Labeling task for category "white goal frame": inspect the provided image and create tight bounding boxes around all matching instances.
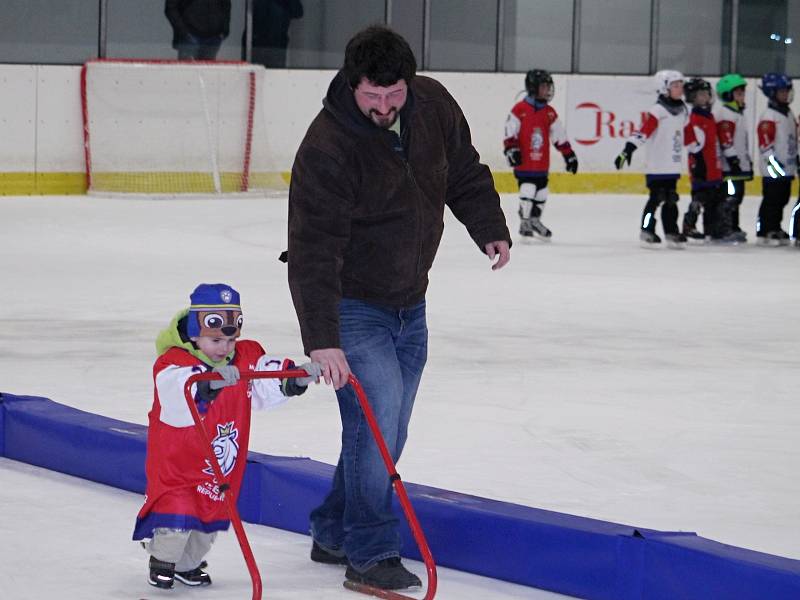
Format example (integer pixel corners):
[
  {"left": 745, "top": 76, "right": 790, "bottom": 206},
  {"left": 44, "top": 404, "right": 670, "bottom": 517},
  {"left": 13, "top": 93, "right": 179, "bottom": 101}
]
[{"left": 81, "top": 59, "right": 276, "bottom": 198}]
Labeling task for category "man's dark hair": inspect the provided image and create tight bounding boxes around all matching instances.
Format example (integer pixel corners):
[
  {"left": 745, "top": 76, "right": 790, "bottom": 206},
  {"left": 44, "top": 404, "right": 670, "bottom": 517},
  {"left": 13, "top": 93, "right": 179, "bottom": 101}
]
[{"left": 343, "top": 25, "right": 417, "bottom": 88}]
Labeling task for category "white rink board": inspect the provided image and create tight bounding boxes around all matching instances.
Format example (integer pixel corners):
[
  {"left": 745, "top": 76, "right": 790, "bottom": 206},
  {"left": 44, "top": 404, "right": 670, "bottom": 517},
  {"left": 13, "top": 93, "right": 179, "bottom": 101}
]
[
  {"left": 36, "top": 65, "right": 86, "bottom": 172},
  {"left": 0, "top": 64, "right": 792, "bottom": 178},
  {"left": 0, "top": 65, "right": 37, "bottom": 172}
]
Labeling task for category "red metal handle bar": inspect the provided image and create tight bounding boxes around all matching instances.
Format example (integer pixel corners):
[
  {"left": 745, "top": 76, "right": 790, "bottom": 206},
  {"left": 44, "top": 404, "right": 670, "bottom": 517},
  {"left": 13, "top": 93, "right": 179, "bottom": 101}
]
[
  {"left": 183, "top": 369, "right": 437, "bottom": 600},
  {"left": 343, "top": 374, "right": 438, "bottom": 600}
]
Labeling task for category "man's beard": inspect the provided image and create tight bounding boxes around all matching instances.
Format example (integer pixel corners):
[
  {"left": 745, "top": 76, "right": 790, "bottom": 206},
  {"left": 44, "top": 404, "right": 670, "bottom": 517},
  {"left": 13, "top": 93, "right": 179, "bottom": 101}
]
[{"left": 369, "top": 107, "right": 398, "bottom": 129}]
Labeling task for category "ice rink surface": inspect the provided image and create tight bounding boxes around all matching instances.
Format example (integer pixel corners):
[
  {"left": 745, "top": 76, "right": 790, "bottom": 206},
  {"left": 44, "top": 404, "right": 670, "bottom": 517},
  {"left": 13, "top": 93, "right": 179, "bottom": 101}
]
[{"left": 1, "top": 192, "right": 798, "bottom": 599}]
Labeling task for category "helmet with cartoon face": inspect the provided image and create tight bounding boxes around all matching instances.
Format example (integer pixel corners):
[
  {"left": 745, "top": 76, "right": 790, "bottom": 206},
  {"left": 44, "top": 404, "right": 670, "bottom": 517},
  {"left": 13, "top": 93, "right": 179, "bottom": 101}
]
[{"left": 187, "top": 283, "right": 243, "bottom": 338}]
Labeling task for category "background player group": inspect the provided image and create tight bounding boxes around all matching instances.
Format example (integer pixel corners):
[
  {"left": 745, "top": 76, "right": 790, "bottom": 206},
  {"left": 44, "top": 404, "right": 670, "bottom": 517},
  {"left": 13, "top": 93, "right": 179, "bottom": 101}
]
[{"left": 504, "top": 68, "right": 800, "bottom": 249}]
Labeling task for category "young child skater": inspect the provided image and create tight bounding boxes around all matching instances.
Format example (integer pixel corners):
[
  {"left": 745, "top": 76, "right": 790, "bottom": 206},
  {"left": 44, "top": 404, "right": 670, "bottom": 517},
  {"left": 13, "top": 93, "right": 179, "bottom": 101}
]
[
  {"left": 713, "top": 74, "right": 752, "bottom": 242},
  {"left": 756, "top": 72, "right": 797, "bottom": 246},
  {"left": 682, "top": 77, "right": 737, "bottom": 243},
  {"left": 133, "top": 283, "right": 321, "bottom": 589},
  {"left": 503, "top": 68, "right": 578, "bottom": 240},
  {"left": 614, "top": 70, "right": 689, "bottom": 249}
]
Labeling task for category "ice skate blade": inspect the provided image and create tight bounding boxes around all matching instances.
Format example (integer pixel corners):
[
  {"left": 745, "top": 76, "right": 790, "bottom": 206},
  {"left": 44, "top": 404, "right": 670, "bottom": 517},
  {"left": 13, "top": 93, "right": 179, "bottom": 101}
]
[
  {"left": 756, "top": 239, "right": 781, "bottom": 247},
  {"left": 344, "top": 579, "right": 422, "bottom": 599},
  {"left": 639, "top": 240, "right": 661, "bottom": 249},
  {"left": 519, "top": 234, "right": 551, "bottom": 244},
  {"left": 666, "top": 241, "right": 687, "bottom": 250}
]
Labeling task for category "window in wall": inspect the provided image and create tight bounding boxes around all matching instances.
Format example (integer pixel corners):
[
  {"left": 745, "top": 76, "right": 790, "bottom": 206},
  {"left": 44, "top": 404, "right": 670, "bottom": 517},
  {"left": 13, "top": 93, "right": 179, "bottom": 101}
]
[
  {"left": 738, "top": 0, "right": 800, "bottom": 77},
  {"left": 577, "top": 0, "right": 651, "bottom": 74},
  {"left": 287, "top": 0, "right": 385, "bottom": 69},
  {"left": 501, "top": 0, "right": 573, "bottom": 73},
  {"left": 0, "top": 0, "right": 98, "bottom": 64},
  {"left": 656, "top": 0, "right": 726, "bottom": 75},
  {"left": 428, "top": 0, "right": 498, "bottom": 71},
  {"left": 389, "top": 0, "right": 424, "bottom": 66},
  {"left": 107, "top": 0, "right": 247, "bottom": 61},
  {"left": 786, "top": 1, "right": 800, "bottom": 77}
]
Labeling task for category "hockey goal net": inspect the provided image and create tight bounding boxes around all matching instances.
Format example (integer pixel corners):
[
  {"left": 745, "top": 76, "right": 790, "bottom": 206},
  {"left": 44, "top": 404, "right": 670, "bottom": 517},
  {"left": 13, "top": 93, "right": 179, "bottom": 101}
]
[{"left": 81, "top": 59, "right": 285, "bottom": 197}]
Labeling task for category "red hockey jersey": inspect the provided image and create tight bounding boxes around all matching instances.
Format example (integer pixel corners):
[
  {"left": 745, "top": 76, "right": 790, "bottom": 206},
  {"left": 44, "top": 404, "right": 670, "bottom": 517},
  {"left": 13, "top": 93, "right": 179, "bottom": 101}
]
[
  {"left": 684, "top": 107, "right": 723, "bottom": 190},
  {"left": 133, "top": 339, "right": 290, "bottom": 539},
  {"left": 504, "top": 99, "right": 571, "bottom": 176}
]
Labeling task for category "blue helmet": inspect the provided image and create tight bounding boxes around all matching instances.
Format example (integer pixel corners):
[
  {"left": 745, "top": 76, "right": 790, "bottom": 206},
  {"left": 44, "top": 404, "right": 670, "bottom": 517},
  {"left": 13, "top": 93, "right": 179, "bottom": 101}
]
[{"left": 760, "top": 72, "right": 792, "bottom": 100}]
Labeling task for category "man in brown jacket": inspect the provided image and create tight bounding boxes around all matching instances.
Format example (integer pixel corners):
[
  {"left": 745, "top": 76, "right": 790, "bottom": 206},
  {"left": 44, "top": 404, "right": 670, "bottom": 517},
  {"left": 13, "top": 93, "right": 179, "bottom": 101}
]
[{"left": 287, "top": 25, "right": 511, "bottom": 591}]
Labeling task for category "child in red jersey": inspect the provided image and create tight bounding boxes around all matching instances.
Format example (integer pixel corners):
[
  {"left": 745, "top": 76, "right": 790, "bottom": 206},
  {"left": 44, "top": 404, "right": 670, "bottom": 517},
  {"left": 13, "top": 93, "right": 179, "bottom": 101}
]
[
  {"left": 682, "top": 78, "right": 738, "bottom": 244},
  {"left": 503, "top": 69, "right": 578, "bottom": 240},
  {"left": 133, "top": 283, "right": 321, "bottom": 589}
]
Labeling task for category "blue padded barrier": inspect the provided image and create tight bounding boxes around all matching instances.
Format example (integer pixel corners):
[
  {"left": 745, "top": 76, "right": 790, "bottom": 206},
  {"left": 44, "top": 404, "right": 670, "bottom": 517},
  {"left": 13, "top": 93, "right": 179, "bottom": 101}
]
[
  {"left": 2, "top": 392, "right": 799, "bottom": 599},
  {"left": 1, "top": 393, "right": 148, "bottom": 493}
]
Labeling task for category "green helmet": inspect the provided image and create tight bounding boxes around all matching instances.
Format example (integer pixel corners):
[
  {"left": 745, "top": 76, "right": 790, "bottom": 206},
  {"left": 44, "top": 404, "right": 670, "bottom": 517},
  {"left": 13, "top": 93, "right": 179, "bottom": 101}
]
[{"left": 716, "top": 73, "right": 747, "bottom": 101}]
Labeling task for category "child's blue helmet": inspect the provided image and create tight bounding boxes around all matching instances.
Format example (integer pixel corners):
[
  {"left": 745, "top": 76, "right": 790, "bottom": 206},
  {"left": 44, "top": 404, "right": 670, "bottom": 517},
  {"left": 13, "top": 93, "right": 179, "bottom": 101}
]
[{"left": 760, "top": 72, "right": 792, "bottom": 100}]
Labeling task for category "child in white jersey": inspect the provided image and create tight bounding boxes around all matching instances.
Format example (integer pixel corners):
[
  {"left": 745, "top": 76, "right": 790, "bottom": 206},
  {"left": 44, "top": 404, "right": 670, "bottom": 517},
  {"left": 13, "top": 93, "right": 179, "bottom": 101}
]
[
  {"left": 755, "top": 72, "right": 796, "bottom": 246},
  {"left": 614, "top": 70, "right": 690, "bottom": 249},
  {"left": 713, "top": 74, "right": 752, "bottom": 243}
]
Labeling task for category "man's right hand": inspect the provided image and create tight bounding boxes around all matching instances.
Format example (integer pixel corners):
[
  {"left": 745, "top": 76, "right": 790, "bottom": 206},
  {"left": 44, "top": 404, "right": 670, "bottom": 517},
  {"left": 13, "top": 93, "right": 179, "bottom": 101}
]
[{"left": 310, "top": 348, "right": 351, "bottom": 390}]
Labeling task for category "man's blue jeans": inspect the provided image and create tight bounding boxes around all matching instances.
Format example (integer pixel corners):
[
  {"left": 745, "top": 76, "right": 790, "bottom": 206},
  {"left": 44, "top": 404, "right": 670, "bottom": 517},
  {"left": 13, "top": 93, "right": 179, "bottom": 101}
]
[{"left": 310, "top": 298, "right": 428, "bottom": 570}]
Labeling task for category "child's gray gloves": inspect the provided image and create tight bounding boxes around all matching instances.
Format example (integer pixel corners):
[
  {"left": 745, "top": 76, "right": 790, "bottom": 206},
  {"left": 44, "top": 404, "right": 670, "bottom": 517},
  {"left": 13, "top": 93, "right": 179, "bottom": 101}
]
[
  {"left": 294, "top": 362, "right": 323, "bottom": 386},
  {"left": 209, "top": 365, "right": 240, "bottom": 390}
]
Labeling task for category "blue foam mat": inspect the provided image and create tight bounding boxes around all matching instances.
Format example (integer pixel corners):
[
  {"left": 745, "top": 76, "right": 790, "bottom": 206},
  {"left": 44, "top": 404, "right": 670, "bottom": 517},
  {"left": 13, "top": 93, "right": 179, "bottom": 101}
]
[{"left": 2, "top": 392, "right": 798, "bottom": 599}]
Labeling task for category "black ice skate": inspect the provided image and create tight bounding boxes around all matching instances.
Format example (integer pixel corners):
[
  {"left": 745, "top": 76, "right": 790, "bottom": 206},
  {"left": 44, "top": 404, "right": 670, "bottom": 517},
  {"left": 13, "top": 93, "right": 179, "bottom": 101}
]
[
  {"left": 730, "top": 227, "right": 747, "bottom": 242},
  {"left": 518, "top": 218, "right": 534, "bottom": 237},
  {"left": 729, "top": 229, "right": 747, "bottom": 243},
  {"left": 757, "top": 231, "right": 786, "bottom": 247},
  {"left": 345, "top": 557, "right": 422, "bottom": 591},
  {"left": 708, "top": 230, "right": 743, "bottom": 245},
  {"left": 311, "top": 540, "right": 349, "bottom": 565},
  {"left": 665, "top": 232, "right": 687, "bottom": 249},
  {"left": 148, "top": 556, "right": 175, "bottom": 589},
  {"left": 639, "top": 229, "right": 662, "bottom": 247},
  {"left": 683, "top": 226, "right": 706, "bottom": 244},
  {"left": 528, "top": 216, "right": 552, "bottom": 240},
  {"left": 174, "top": 565, "right": 212, "bottom": 586}
]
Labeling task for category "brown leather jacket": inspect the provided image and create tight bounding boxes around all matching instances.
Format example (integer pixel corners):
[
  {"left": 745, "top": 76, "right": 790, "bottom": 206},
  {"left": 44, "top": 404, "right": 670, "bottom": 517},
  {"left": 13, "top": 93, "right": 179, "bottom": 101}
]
[{"left": 288, "top": 71, "right": 510, "bottom": 354}]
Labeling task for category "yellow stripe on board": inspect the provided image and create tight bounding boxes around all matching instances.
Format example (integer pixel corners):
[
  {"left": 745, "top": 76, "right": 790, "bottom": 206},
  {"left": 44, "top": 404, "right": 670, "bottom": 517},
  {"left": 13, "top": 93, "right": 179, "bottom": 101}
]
[
  {"left": 0, "top": 172, "right": 86, "bottom": 195},
  {"left": 1, "top": 170, "right": 797, "bottom": 196}
]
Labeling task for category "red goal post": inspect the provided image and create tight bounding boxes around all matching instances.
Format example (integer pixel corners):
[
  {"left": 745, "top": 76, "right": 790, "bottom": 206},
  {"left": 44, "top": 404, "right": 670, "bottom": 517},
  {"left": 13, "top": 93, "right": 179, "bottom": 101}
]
[{"left": 81, "top": 59, "right": 284, "bottom": 197}]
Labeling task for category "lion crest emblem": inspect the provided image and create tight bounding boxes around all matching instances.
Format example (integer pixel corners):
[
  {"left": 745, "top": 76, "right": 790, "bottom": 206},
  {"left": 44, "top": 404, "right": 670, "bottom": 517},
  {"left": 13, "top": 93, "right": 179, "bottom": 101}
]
[{"left": 204, "top": 421, "right": 240, "bottom": 477}]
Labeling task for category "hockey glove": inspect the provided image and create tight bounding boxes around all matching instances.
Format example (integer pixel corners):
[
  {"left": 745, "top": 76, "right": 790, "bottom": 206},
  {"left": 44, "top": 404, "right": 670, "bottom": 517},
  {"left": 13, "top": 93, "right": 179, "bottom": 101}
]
[
  {"left": 727, "top": 156, "right": 742, "bottom": 176},
  {"left": 614, "top": 142, "right": 636, "bottom": 170},
  {"left": 294, "top": 361, "right": 323, "bottom": 387},
  {"left": 504, "top": 147, "right": 522, "bottom": 167},
  {"left": 690, "top": 152, "right": 707, "bottom": 181},
  {"left": 209, "top": 365, "right": 240, "bottom": 390},
  {"left": 563, "top": 150, "right": 578, "bottom": 174}
]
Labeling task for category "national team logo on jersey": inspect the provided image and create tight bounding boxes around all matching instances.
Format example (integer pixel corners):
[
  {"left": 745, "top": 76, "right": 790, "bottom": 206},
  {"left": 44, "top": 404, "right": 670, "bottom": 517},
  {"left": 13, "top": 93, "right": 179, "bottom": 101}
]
[
  {"left": 203, "top": 421, "right": 240, "bottom": 477},
  {"left": 531, "top": 128, "right": 545, "bottom": 151}
]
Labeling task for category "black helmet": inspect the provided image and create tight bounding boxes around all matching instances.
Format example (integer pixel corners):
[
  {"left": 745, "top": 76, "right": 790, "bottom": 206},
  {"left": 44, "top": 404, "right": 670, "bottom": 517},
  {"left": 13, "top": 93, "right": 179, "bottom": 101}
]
[
  {"left": 525, "top": 69, "right": 554, "bottom": 100},
  {"left": 684, "top": 77, "right": 712, "bottom": 104}
]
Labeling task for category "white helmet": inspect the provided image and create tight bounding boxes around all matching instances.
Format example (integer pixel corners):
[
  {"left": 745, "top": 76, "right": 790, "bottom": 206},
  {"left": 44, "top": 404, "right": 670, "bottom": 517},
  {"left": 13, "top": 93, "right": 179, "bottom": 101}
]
[{"left": 654, "top": 70, "right": 684, "bottom": 96}]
